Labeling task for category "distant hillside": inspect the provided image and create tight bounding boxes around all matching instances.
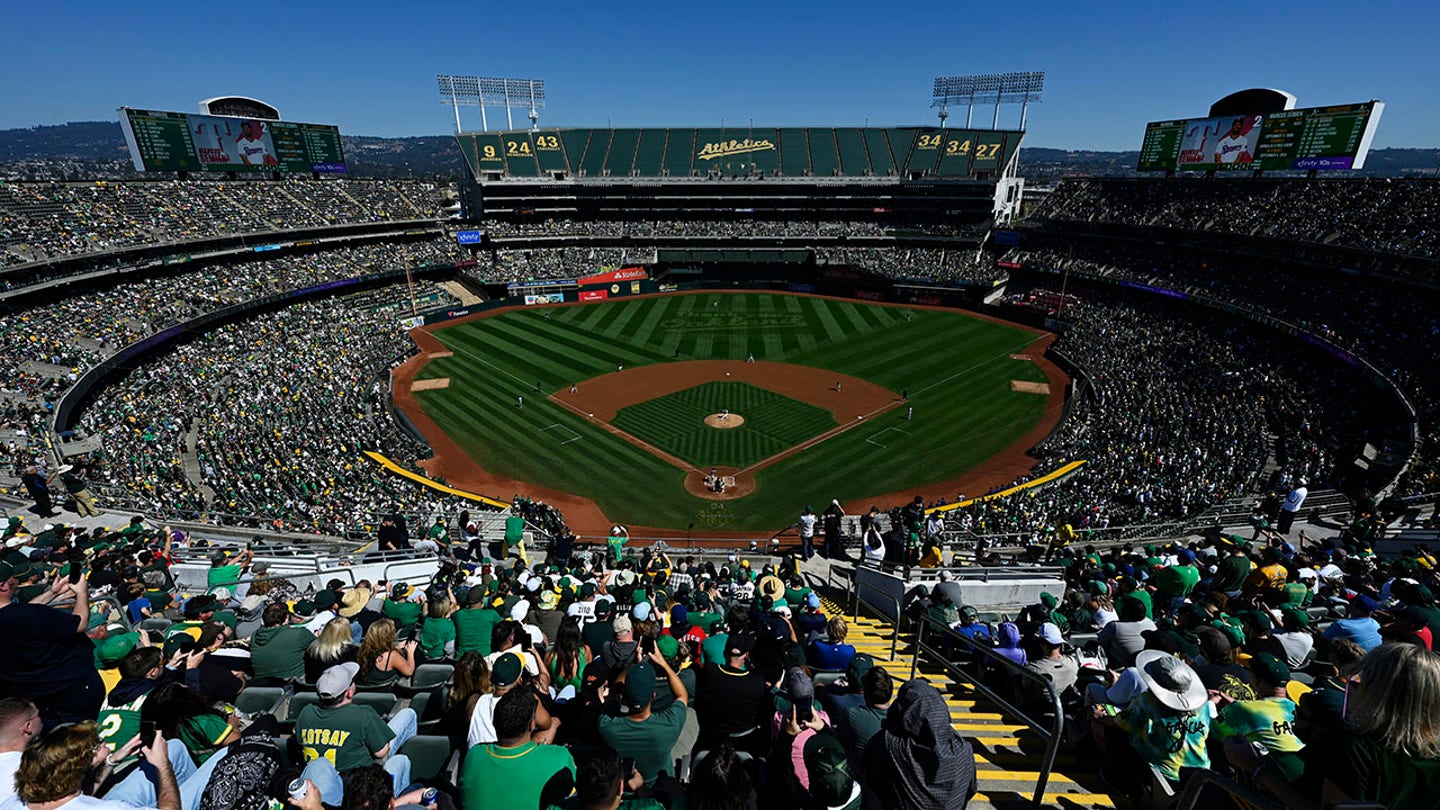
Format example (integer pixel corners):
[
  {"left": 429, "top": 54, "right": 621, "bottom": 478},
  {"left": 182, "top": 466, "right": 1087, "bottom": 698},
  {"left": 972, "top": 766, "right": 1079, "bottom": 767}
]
[{"left": 0, "top": 121, "right": 1435, "bottom": 181}]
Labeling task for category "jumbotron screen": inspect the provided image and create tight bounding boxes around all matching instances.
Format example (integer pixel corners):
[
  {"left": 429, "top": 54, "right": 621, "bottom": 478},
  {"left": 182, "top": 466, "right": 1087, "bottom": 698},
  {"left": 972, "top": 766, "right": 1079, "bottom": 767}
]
[
  {"left": 1137, "top": 101, "right": 1384, "bottom": 172},
  {"left": 118, "top": 107, "right": 347, "bottom": 174}
]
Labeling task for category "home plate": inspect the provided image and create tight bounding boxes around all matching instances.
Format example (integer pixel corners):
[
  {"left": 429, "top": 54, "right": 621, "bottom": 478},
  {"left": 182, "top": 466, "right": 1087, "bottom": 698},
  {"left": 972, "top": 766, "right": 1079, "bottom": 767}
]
[{"left": 1011, "top": 380, "right": 1050, "bottom": 395}]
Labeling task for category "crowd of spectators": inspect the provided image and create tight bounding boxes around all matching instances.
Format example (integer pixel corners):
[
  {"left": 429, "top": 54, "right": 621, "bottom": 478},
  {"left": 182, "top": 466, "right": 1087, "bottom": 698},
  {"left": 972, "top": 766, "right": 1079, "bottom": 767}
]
[
  {"left": 816, "top": 247, "right": 1002, "bottom": 285},
  {"left": 1031, "top": 178, "right": 1440, "bottom": 260},
  {"left": 482, "top": 219, "right": 897, "bottom": 240},
  {"left": 934, "top": 286, "right": 1383, "bottom": 542},
  {"left": 0, "top": 179, "right": 445, "bottom": 266},
  {"left": 73, "top": 281, "right": 457, "bottom": 533},
  {"left": 904, "top": 505, "right": 1440, "bottom": 809},
  {"left": 483, "top": 248, "right": 651, "bottom": 282},
  {"left": 1014, "top": 234, "right": 1440, "bottom": 500},
  {"left": 0, "top": 520, "right": 976, "bottom": 810},
  {"left": 0, "top": 239, "right": 464, "bottom": 506}
]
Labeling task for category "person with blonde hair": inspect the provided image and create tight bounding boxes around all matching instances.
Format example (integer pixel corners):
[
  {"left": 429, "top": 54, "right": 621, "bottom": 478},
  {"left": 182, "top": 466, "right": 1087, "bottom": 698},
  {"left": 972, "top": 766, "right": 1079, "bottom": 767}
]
[
  {"left": 1230, "top": 642, "right": 1440, "bottom": 808},
  {"left": 809, "top": 616, "right": 856, "bottom": 671},
  {"left": 305, "top": 616, "right": 357, "bottom": 683},
  {"left": 356, "top": 618, "right": 417, "bottom": 688}
]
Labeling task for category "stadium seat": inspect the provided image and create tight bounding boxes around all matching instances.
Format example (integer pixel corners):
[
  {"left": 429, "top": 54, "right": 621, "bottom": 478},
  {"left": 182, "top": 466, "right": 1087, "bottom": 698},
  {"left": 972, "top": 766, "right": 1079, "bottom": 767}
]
[
  {"left": 352, "top": 692, "right": 400, "bottom": 719},
  {"left": 812, "top": 671, "right": 845, "bottom": 689},
  {"left": 280, "top": 693, "right": 323, "bottom": 733},
  {"left": 398, "top": 735, "right": 458, "bottom": 784},
  {"left": 235, "top": 686, "right": 292, "bottom": 718},
  {"left": 138, "top": 618, "right": 172, "bottom": 634},
  {"left": 397, "top": 663, "right": 454, "bottom": 697}
]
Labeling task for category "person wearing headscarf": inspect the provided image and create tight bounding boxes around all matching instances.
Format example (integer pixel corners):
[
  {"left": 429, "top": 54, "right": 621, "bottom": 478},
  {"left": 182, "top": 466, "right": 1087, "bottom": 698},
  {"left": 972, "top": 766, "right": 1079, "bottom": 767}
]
[{"left": 858, "top": 679, "right": 976, "bottom": 810}]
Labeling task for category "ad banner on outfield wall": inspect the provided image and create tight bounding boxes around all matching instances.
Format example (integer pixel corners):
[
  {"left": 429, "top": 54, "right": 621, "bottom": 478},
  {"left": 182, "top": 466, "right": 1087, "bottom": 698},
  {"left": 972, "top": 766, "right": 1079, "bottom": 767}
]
[
  {"left": 579, "top": 290, "right": 609, "bottom": 302},
  {"left": 577, "top": 267, "right": 648, "bottom": 286},
  {"left": 525, "top": 293, "right": 565, "bottom": 305}
]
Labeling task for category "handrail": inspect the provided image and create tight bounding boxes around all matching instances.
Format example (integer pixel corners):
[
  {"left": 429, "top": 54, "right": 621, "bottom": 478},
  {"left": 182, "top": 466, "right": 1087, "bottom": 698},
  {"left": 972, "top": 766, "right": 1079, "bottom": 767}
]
[
  {"left": 1173, "top": 769, "right": 1285, "bottom": 810},
  {"left": 909, "top": 615, "right": 1063, "bottom": 809},
  {"left": 851, "top": 577, "right": 902, "bottom": 661},
  {"left": 825, "top": 565, "right": 855, "bottom": 614}
]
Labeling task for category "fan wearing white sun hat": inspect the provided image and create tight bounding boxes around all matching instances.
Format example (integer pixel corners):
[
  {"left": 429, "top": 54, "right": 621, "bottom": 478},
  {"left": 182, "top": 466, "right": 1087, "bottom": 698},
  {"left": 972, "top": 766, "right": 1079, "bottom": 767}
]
[{"left": 1092, "top": 650, "right": 1213, "bottom": 786}]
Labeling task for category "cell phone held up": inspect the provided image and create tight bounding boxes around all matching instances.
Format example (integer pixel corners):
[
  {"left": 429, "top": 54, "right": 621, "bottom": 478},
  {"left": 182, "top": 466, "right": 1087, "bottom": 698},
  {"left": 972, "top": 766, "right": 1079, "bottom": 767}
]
[{"left": 140, "top": 721, "right": 157, "bottom": 748}]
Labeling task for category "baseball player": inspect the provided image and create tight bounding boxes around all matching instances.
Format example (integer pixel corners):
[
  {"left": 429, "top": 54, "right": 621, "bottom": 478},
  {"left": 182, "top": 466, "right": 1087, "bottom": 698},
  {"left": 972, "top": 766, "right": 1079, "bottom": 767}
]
[
  {"left": 569, "top": 383, "right": 578, "bottom": 394},
  {"left": 517, "top": 396, "right": 524, "bottom": 408},
  {"left": 721, "top": 409, "right": 729, "bottom": 422},
  {"left": 1214, "top": 117, "right": 1255, "bottom": 164},
  {"left": 235, "top": 121, "right": 277, "bottom": 167}
]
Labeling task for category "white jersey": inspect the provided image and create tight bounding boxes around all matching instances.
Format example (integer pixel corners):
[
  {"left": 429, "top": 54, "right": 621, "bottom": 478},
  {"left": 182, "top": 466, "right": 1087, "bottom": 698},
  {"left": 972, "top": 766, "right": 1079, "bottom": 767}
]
[
  {"left": 235, "top": 137, "right": 273, "bottom": 165},
  {"left": 1215, "top": 134, "right": 1249, "bottom": 163}
]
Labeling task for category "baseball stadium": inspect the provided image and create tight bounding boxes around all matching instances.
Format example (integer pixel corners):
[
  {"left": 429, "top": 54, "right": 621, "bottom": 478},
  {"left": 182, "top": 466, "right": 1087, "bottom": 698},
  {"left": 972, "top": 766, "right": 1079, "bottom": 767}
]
[{"left": 2, "top": 49, "right": 1440, "bottom": 810}]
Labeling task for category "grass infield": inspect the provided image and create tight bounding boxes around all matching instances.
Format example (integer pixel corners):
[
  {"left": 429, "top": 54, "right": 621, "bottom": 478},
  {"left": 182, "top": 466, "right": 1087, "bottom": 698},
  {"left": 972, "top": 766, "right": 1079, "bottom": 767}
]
[
  {"left": 611, "top": 381, "right": 836, "bottom": 468},
  {"left": 413, "top": 291, "right": 1051, "bottom": 530}
]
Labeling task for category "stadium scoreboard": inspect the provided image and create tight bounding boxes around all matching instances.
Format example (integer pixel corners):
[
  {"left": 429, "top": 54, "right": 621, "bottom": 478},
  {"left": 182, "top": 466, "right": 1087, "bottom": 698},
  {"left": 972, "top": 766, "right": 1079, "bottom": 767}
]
[
  {"left": 119, "top": 108, "right": 347, "bottom": 174},
  {"left": 1137, "top": 101, "right": 1383, "bottom": 172}
]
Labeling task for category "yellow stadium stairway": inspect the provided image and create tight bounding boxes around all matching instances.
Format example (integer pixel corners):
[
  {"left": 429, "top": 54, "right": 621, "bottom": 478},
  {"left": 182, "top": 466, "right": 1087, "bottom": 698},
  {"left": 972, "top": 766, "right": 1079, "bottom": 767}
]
[{"left": 819, "top": 596, "right": 1123, "bottom": 810}]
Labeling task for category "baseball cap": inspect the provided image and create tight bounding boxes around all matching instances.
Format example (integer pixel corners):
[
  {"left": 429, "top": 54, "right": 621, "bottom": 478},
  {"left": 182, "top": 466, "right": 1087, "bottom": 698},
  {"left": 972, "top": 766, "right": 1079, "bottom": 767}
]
[
  {"left": 312, "top": 590, "right": 338, "bottom": 612},
  {"left": 580, "top": 582, "right": 596, "bottom": 598},
  {"left": 803, "top": 733, "right": 855, "bottom": 807},
  {"left": 806, "top": 592, "right": 821, "bottom": 610},
  {"left": 613, "top": 614, "right": 633, "bottom": 636},
  {"left": 655, "top": 634, "right": 679, "bottom": 661},
  {"left": 622, "top": 663, "right": 657, "bottom": 712},
  {"left": 785, "top": 666, "right": 815, "bottom": 705},
  {"left": 292, "top": 599, "right": 317, "bottom": 619},
  {"left": 1177, "top": 549, "right": 1196, "bottom": 565},
  {"left": 1250, "top": 652, "right": 1291, "bottom": 686},
  {"left": 1038, "top": 622, "right": 1064, "bottom": 646},
  {"left": 846, "top": 652, "right": 875, "bottom": 684},
  {"left": 492, "top": 653, "right": 524, "bottom": 687},
  {"left": 316, "top": 663, "right": 360, "bottom": 699},
  {"left": 725, "top": 633, "right": 754, "bottom": 658},
  {"left": 671, "top": 605, "right": 688, "bottom": 626},
  {"left": 632, "top": 602, "right": 652, "bottom": 621}
]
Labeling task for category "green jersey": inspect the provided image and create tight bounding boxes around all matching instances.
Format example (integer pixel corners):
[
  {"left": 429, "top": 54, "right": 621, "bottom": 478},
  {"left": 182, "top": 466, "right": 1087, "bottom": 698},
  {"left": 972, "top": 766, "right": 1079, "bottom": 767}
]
[
  {"left": 295, "top": 703, "right": 395, "bottom": 772},
  {"left": 461, "top": 741, "right": 575, "bottom": 810},
  {"left": 419, "top": 616, "right": 456, "bottom": 658},
  {"left": 98, "top": 692, "right": 148, "bottom": 766},
  {"left": 207, "top": 564, "right": 242, "bottom": 592},
  {"left": 504, "top": 516, "right": 525, "bottom": 546},
  {"left": 382, "top": 599, "right": 423, "bottom": 627},
  {"left": 454, "top": 607, "right": 502, "bottom": 656},
  {"left": 1218, "top": 697, "right": 1304, "bottom": 780},
  {"left": 598, "top": 701, "right": 687, "bottom": 787}
]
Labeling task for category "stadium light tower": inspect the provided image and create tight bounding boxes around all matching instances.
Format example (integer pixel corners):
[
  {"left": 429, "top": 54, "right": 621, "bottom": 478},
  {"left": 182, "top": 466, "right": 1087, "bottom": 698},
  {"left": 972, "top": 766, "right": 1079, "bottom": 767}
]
[
  {"left": 439, "top": 75, "right": 547, "bottom": 132},
  {"left": 932, "top": 71, "right": 1044, "bottom": 130}
]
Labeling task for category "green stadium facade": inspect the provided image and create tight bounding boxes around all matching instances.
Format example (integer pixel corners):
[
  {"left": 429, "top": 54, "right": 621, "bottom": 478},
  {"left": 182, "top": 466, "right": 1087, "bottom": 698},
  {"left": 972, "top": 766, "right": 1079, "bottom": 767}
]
[{"left": 455, "top": 126, "right": 1025, "bottom": 226}]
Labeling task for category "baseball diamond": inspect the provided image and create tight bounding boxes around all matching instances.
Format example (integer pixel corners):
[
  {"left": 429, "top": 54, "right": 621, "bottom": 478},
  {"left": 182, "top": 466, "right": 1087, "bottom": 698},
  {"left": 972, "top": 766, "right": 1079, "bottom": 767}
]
[{"left": 393, "top": 290, "right": 1067, "bottom": 533}]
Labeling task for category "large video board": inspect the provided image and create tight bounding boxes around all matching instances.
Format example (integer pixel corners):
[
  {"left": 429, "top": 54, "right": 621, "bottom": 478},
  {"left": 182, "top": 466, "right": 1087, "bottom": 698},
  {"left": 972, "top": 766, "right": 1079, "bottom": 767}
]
[
  {"left": 1138, "top": 102, "right": 1383, "bottom": 172},
  {"left": 118, "top": 108, "right": 347, "bottom": 174}
]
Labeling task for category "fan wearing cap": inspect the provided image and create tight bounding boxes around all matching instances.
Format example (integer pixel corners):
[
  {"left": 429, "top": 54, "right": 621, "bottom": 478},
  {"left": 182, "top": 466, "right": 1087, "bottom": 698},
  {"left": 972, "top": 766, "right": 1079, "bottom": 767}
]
[
  {"left": 1272, "top": 608, "right": 1315, "bottom": 668},
  {"left": 381, "top": 582, "right": 423, "bottom": 628},
  {"left": 1322, "top": 595, "right": 1382, "bottom": 651},
  {"left": 1024, "top": 623, "right": 1079, "bottom": 700},
  {"left": 205, "top": 547, "right": 253, "bottom": 595},
  {"left": 695, "top": 633, "right": 769, "bottom": 756},
  {"left": 454, "top": 584, "right": 505, "bottom": 656},
  {"left": 1093, "top": 650, "right": 1213, "bottom": 785},
  {"left": 1213, "top": 653, "right": 1305, "bottom": 781},
  {"left": 468, "top": 651, "right": 554, "bottom": 746},
  {"left": 295, "top": 662, "right": 419, "bottom": 795},
  {"left": 1153, "top": 549, "right": 1201, "bottom": 605},
  {"left": 598, "top": 646, "right": 688, "bottom": 788}
]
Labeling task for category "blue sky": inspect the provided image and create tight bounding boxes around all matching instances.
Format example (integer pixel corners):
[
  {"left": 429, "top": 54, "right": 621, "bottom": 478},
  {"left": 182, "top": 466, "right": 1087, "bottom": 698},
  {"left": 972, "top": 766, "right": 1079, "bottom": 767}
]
[{"left": 3, "top": 0, "right": 1436, "bottom": 150}]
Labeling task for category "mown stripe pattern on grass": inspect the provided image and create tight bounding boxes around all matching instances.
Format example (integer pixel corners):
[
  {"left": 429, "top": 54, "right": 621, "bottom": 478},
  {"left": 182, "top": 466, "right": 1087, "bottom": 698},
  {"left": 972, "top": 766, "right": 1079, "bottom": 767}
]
[
  {"left": 610, "top": 381, "right": 837, "bottom": 468},
  {"left": 414, "top": 293, "right": 1052, "bottom": 530}
]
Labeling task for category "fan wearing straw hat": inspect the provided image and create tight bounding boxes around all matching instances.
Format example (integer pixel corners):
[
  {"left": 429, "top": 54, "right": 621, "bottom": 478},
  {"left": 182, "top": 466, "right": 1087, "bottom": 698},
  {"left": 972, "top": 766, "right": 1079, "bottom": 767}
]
[{"left": 1091, "top": 649, "right": 1213, "bottom": 791}]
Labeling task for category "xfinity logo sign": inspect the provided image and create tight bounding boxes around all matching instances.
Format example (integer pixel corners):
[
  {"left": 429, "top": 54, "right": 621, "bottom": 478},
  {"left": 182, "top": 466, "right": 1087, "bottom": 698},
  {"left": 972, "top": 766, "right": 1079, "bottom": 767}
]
[{"left": 455, "top": 230, "right": 482, "bottom": 245}]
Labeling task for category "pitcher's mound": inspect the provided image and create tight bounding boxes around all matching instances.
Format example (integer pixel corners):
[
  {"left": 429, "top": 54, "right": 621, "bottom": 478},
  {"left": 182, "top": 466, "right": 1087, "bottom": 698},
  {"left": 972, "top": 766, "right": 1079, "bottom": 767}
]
[{"left": 704, "top": 413, "right": 745, "bottom": 429}]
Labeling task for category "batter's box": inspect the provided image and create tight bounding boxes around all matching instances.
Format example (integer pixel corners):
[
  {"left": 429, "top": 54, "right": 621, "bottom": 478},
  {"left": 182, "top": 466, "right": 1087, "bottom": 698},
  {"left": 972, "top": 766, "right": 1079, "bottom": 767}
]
[
  {"left": 540, "top": 424, "right": 584, "bottom": 445},
  {"left": 865, "top": 426, "right": 911, "bottom": 448}
]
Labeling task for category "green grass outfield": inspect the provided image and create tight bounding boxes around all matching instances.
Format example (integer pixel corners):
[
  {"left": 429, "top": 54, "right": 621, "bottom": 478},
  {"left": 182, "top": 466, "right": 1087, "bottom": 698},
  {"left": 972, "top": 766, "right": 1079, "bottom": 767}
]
[
  {"left": 413, "top": 292, "right": 1052, "bottom": 531},
  {"left": 611, "top": 381, "right": 837, "bottom": 468}
]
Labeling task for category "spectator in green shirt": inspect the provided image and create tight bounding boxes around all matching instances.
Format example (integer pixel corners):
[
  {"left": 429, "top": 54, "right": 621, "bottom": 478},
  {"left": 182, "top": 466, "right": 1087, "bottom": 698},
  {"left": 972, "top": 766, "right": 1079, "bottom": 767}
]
[
  {"left": 295, "top": 662, "right": 418, "bottom": 796},
  {"left": 460, "top": 687, "right": 576, "bottom": 810},
  {"left": 1153, "top": 550, "right": 1201, "bottom": 605},
  {"left": 598, "top": 651, "right": 689, "bottom": 789},
  {"left": 250, "top": 602, "right": 316, "bottom": 682},
  {"left": 205, "top": 549, "right": 252, "bottom": 595},
  {"left": 454, "top": 587, "right": 504, "bottom": 656},
  {"left": 381, "top": 583, "right": 423, "bottom": 628},
  {"left": 419, "top": 594, "right": 457, "bottom": 659}
]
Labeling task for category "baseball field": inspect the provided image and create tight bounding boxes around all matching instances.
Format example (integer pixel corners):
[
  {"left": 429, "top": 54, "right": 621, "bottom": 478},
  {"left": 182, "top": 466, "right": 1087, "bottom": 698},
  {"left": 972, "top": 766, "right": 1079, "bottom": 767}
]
[{"left": 397, "top": 291, "right": 1063, "bottom": 533}]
